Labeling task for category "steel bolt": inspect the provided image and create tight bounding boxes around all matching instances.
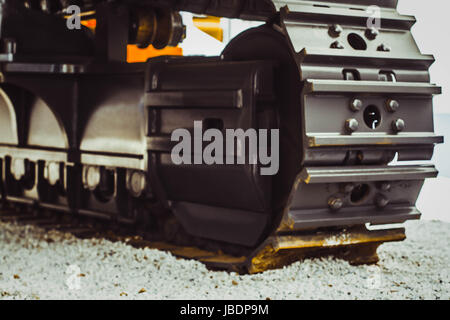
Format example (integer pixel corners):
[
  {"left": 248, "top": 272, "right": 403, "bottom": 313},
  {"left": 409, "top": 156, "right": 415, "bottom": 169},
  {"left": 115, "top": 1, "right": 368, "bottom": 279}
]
[
  {"left": 392, "top": 119, "right": 405, "bottom": 133},
  {"left": 379, "top": 182, "right": 391, "bottom": 192},
  {"left": 12, "top": 158, "right": 25, "bottom": 181},
  {"left": 365, "top": 27, "right": 379, "bottom": 40},
  {"left": 85, "top": 166, "right": 101, "bottom": 191},
  {"left": 377, "top": 44, "right": 391, "bottom": 52},
  {"left": 330, "top": 41, "right": 345, "bottom": 49},
  {"left": 345, "top": 118, "right": 359, "bottom": 133},
  {"left": 329, "top": 24, "right": 343, "bottom": 37},
  {"left": 386, "top": 99, "right": 400, "bottom": 113},
  {"left": 375, "top": 194, "right": 389, "bottom": 208},
  {"left": 350, "top": 99, "right": 363, "bottom": 112},
  {"left": 328, "top": 196, "right": 344, "bottom": 211},
  {"left": 128, "top": 171, "right": 147, "bottom": 197},
  {"left": 40, "top": 0, "right": 50, "bottom": 13},
  {"left": 45, "top": 162, "right": 60, "bottom": 186}
]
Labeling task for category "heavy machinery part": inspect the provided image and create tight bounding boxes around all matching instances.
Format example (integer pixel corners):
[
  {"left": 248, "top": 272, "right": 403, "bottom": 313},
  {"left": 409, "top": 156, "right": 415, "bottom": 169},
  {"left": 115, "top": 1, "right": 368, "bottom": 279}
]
[
  {"left": 128, "top": 8, "right": 186, "bottom": 49},
  {"left": 133, "top": 226, "right": 407, "bottom": 273},
  {"left": 0, "top": 0, "right": 443, "bottom": 273},
  {"left": 78, "top": 18, "right": 184, "bottom": 63},
  {"left": 193, "top": 16, "right": 224, "bottom": 42},
  {"left": 0, "top": 88, "right": 18, "bottom": 145},
  {"left": 94, "top": 3, "right": 185, "bottom": 61}
]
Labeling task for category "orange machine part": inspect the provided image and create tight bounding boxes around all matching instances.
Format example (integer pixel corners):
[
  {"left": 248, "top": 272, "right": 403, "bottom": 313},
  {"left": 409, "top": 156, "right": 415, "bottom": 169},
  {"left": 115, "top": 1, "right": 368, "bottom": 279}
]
[{"left": 127, "top": 46, "right": 182, "bottom": 62}]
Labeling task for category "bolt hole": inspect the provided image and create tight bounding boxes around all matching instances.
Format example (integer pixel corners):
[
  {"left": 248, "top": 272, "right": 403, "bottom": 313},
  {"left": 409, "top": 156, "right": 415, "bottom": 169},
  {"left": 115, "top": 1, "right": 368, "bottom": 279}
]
[
  {"left": 343, "top": 69, "right": 361, "bottom": 81},
  {"left": 350, "top": 184, "right": 370, "bottom": 204},
  {"left": 347, "top": 33, "right": 367, "bottom": 50},
  {"left": 364, "top": 105, "right": 381, "bottom": 129}
]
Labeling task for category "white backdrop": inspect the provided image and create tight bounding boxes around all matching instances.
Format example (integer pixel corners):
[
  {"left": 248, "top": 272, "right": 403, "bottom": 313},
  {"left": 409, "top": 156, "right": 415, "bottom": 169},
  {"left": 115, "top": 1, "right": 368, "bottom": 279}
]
[{"left": 398, "top": 0, "right": 450, "bottom": 115}]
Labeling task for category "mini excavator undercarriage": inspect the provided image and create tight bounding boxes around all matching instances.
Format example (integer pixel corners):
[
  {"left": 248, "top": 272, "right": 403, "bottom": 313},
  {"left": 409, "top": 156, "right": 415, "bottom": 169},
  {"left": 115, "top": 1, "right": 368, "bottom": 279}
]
[{"left": 0, "top": 0, "right": 443, "bottom": 273}]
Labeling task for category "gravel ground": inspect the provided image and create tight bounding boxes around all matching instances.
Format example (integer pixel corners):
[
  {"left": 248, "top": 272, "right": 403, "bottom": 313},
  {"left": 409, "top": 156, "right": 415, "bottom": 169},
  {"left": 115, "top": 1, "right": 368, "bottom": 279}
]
[{"left": 0, "top": 219, "right": 449, "bottom": 300}]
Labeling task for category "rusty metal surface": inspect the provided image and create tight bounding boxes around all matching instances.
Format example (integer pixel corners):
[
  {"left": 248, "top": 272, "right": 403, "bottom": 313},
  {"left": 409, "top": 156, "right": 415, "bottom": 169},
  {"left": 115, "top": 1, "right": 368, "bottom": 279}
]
[{"left": 245, "top": 226, "right": 405, "bottom": 273}]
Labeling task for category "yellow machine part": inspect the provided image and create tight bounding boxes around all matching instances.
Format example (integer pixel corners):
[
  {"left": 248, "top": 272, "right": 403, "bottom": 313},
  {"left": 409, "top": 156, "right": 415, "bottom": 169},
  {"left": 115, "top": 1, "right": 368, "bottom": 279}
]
[
  {"left": 81, "top": 19, "right": 183, "bottom": 63},
  {"left": 193, "top": 16, "right": 223, "bottom": 42},
  {"left": 120, "top": 226, "right": 406, "bottom": 274},
  {"left": 80, "top": 15, "right": 224, "bottom": 62},
  {"left": 247, "top": 227, "right": 406, "bottom": 273}
]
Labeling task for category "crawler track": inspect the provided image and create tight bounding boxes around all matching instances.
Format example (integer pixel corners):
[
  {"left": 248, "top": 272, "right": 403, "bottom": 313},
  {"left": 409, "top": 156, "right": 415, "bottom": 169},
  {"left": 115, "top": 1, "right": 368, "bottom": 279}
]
[
  {"left": 0, "top": 0, "right": 442, "bottom": 275},
  {"left": 0, "top": 204, "right": 406, "bottom": 274}
]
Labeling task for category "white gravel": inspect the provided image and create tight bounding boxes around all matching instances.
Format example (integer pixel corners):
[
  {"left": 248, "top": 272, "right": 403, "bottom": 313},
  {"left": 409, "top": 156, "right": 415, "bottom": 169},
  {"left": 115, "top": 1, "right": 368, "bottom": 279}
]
[{"left": 0, "top": 218, "right": 449, "bottom": 300}]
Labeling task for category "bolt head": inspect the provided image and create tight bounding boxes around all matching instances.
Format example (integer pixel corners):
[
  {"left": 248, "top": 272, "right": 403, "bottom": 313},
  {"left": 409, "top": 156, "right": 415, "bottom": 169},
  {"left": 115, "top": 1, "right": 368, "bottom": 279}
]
[
  {"left": 350, "top": 99, "right": 363, "bottom": 112},
  {"left": 345, "top": 118, "right": 359, "bottom": 133},
  {"left": 365, "top": 27, "right": 379, "bottom": 40},
  {"left": 379, "top": 182, "right": 391, "bottom": 192},
  {"left": 392, "top": 119, "right": 405, "bottom": 133},
  {"left": 330, "top": 41, "right": 344, "bottom": 49},
  {"left": 377, "top": 44, "right": 391, "bottom": 52},
  {"left": 46, "top": 162, "right": 60, "bottom": 186},
  {"left": 329, "top": 24, "right": 343, "bottom": 37},
  {"left": 129, "top": 171, "right": 146, "bottom": 197},
  {"left": 40, "top": 0, "right": 50, "bottom": 13},
  {"left": 375, "top": 194, "right": 389, "bottom": 208},
  {"left": 386, "top": 99, "right": 399, "bottom": 112},
  {"left": 12, "top": 158, "right": 25, "bottom": 181},
  {"left": 328, "top": 196, "right": 344, "bottom": 211},
  {"left": 85, "top": 166, "right": 101, "bottom": 191}
]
